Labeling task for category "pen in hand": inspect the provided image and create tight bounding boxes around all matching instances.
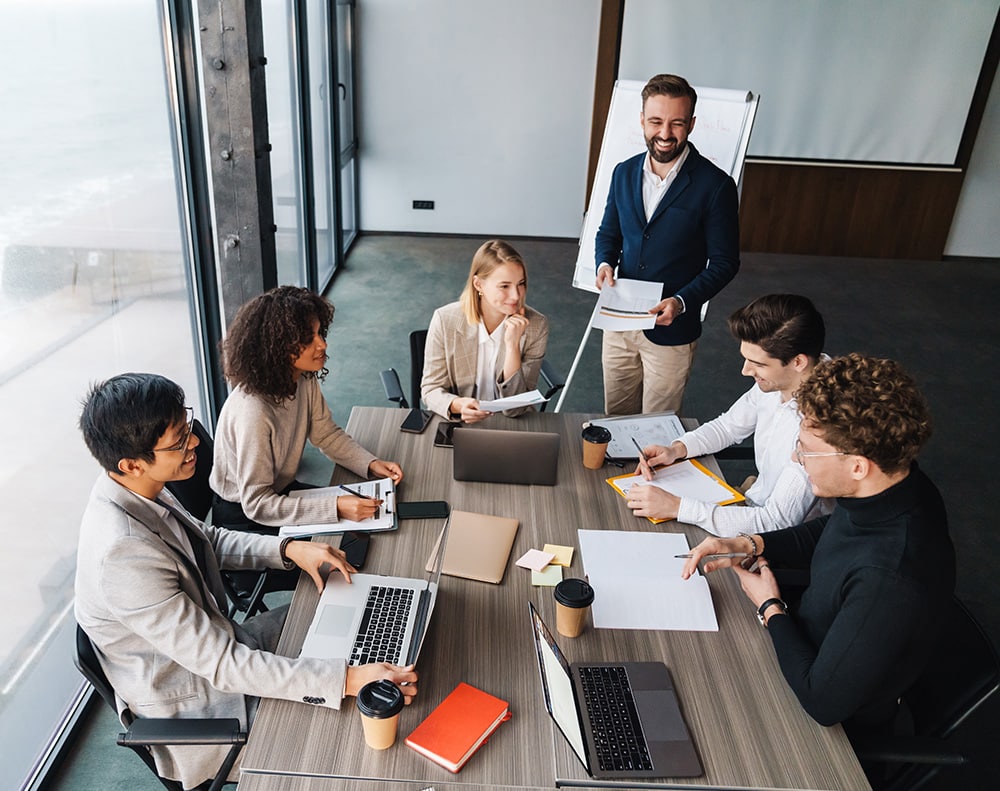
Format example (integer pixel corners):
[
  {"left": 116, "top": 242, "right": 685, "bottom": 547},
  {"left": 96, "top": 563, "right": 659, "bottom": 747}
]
[
  {"left": 674, "top": 552, "right": 751, "bottom": 560},
  {"left": 339, "top": 484, "right": 377, "bottom": 500},
  {"left": 631, "top": 436, "right": 654, "bottom": 479}
]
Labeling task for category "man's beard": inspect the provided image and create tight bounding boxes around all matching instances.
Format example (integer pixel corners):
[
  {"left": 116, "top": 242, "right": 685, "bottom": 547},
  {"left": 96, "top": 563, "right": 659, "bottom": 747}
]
[{"left": 646, "top": 135, "right": 685, "bottom": 164}]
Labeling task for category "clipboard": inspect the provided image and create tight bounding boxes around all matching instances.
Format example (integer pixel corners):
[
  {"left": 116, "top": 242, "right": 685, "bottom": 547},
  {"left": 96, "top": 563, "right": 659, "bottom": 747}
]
[{"left": 606, "top": 459, "right": 744, "bottom": 524}]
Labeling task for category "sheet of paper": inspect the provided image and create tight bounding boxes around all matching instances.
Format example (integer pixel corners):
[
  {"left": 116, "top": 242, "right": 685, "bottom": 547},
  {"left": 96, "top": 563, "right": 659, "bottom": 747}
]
[
  {"left": 589, "top": 278, "right": 663, "bottom": 331},
  {"left": 532, "top": 565, "right": 563, "bottom": 586},
  {"left": 278, "top": 478, "right": 396, "bottom": 537},
  {"left": 542, "top": 544, "right": 574, "bottom": 566},
  {"left": 585, "top": 412, "right": 685, "bottom": 459},
  {"left": 516, "top": 549, "right": 556, "bottom": 571},
  {"left": 578, "top": 530, "right": 718, "bottom": 631},
  {"left": 477, "top": 389, "right": 547, "bottom": 412},
  {"left": 611, "top": 460, "right": 739, "bottom": 504}
]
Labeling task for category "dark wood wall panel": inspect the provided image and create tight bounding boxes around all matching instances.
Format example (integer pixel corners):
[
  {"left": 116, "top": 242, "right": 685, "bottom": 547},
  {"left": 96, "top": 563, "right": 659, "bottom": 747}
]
[{"left": 739, "top": 163, "right": 965, "bottom": 260}]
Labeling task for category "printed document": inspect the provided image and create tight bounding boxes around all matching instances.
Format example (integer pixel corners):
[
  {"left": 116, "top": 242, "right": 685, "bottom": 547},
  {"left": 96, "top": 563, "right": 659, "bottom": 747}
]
[{"left": 589, "top": 278, "right": 662, "bottom": 331}]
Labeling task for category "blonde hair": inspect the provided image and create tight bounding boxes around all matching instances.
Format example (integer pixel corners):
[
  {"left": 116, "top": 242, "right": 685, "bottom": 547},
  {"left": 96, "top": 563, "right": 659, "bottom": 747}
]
[{"left": 459, "top": 240, "right": 527, "bottom": 325}]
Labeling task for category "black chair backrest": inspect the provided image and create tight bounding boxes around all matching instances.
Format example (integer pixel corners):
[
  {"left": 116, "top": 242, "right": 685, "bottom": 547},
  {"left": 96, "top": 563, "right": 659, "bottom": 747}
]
[
  {"left": 904, "top": 597, "right": 1000, "bottom": 738},
  {"left": 74, "top": 625, "right": 126, "bottom": 719},
  {"left": 165, "top": 419, "right": 214, "bottom": 521},
  {"left": 408, "top": 329, "right": 428, "bottom": 411}
]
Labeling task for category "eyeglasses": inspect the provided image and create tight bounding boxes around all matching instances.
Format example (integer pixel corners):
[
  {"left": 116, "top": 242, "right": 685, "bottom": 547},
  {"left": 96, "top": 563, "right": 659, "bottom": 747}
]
[
  {"left": 794, "top": 438, "right": 847, "bottom": 465},
  {"left": 153, "top": 407, "right": 194, "bottom": 454}
]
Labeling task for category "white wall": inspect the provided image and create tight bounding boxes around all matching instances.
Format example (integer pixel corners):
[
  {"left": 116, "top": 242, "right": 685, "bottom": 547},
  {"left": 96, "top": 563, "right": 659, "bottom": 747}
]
[
  {"left": 356, "top": 0, "right": 601, "bottom": 237},
  {"left": 945, "top": 67, "right": 1000, "bottom": 258}
]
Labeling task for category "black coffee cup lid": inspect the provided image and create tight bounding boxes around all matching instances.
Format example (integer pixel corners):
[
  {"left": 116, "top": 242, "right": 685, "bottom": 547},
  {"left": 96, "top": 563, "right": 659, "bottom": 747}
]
[
  {"left": 555, "top": 578, "right": 595, "bottom": 607},
  {"left": 581, "top": 425, "right": 612, "bottom": 443},
  {"left": 356, "top": 679, "right": 404, "bottom": 718}
]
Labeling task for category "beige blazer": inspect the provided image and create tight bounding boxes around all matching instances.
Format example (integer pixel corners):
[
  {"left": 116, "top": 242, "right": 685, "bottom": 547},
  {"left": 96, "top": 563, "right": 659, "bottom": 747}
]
[
  {"left": 420, "top": 301, "right": 549, "bottom": 419},
  {"left": 74, "top": 473, "right": 347, "bottom": 789}
]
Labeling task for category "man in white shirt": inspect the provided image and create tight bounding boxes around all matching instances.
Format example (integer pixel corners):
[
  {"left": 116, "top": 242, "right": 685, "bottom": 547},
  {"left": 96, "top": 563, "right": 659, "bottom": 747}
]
[{"left": 626, "top": 294, "right": 832, "bottom": 535}]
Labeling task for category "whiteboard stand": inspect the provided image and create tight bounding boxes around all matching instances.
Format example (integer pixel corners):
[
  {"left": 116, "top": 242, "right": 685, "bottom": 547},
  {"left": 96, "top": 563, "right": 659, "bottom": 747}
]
[{"left": 555, "top": 81, "right": 758, "bottom": 412}]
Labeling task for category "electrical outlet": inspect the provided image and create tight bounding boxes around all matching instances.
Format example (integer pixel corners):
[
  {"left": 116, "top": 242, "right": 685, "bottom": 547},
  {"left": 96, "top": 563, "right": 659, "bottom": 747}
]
[{"left": 412, "top": 200, "right": 435, "bottom": 210}]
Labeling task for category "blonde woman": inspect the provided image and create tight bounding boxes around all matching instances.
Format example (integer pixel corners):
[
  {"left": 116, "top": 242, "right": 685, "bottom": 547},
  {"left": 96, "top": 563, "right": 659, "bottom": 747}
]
[{"left": 421, "top": 240, "right": 549, "bottom": 423}]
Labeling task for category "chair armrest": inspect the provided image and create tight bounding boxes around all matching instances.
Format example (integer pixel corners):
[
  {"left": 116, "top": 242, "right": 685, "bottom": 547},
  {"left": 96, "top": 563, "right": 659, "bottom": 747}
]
[
  {"left": 118, "top": 717, "right": 247, "bottom": 747},
  {"left": 855, "top": 736, "right": 968, "bottom": 766},
  {"left": 379, "top": 368, "right": 408, "bottom": 408}
]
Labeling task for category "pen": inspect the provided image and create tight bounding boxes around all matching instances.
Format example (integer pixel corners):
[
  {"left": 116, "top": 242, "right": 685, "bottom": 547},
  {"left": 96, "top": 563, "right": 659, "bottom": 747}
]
[
  {"left": 339, "top": 484, "right": 377, "bottom": 501},
  {"left": 630, "top": 436, "right": 648, "bottom": 462},
  {"left": 674, "top": 552, "right": 751, "bottom": 560}
]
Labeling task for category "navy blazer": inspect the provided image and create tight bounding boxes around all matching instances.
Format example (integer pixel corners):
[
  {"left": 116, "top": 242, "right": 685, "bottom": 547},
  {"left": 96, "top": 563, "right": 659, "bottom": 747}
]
[{"left": 594, "top": 143, "right": 740, "bottom": 345}]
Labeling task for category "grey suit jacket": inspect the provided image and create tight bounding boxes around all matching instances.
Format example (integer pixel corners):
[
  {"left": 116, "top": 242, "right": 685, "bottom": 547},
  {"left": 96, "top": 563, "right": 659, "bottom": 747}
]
[
  {"left": 420, "top": 301, "right": 549, "bottom": 419},
  {"left": 74, "top": 473, "right": 347, "bottom": 788}
]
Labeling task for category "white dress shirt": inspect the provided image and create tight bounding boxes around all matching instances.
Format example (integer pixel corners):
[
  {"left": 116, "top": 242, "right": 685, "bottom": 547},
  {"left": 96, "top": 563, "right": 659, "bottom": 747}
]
[{"left": 675, "top": 382, "right": 832, "bottom": 536}]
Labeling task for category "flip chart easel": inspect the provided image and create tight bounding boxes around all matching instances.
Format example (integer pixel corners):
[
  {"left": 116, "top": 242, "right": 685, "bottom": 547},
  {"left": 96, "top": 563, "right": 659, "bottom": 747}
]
[{"left": 555, "top": 81, "right": 758, "bottom": 412}]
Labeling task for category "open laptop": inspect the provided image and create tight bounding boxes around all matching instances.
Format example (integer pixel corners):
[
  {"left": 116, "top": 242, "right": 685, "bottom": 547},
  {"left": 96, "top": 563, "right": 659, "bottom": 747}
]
[
  {"left": 452, "top": 427, "right": 560, "bottom": 485},
  {"left": 527, "top": 602, "right": 702, "bottom": 780},
  {"left": 298, "top": 516, "right": 449, "bottom": 667}
]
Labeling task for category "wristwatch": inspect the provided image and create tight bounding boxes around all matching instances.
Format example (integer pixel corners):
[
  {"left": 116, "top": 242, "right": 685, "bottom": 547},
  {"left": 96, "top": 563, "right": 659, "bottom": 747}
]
[{"left": 757, "top": 597, "right": 788, "bottom": 626}]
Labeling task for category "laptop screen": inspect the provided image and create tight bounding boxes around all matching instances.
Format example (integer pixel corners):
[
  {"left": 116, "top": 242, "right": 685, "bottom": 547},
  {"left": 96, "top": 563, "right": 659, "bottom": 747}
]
[
  {"left": 405, "top": 512, "right": 450, "bottom": 665},
  {"left": 527, "top": 602, "right": 589, "bottom": 769}
]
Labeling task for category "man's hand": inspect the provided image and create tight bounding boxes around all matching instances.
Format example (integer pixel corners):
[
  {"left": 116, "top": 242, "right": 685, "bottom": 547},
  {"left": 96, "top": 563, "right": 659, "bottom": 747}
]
[
  {"left": 369, "top": 458, "right": 403, "bottom": 483},
  {"left": 651, "top": 296, "right": 683, "bottom": 326},
  {"left": 732, "top": 560, "right": 781, "bottom": 611},
  {"left": 450, "top": 397, "right": 491, "bottom": 424},
  {"left": 626, "top": 484, "right": 680, "bottom": 521},
  {"left": 345, "top": 663, "right": 419, "bottom": 704},
  {"left": 634, "top": 442, "right": 687, "bottom": 479},
  {"left": 680, "top": 536, "right": 751, "bottom": 579},
  {"left": 283, "top": 540, "right": 356, "bottom": 591},
  {"left": 595, "top": 265, "right": 616, "bottom": 290}
]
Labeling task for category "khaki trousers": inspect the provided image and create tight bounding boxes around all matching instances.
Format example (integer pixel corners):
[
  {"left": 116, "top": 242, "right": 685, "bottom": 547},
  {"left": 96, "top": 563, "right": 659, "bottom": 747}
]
[{"left": 601, "top": 330, "right": 697, "bottom": 415}]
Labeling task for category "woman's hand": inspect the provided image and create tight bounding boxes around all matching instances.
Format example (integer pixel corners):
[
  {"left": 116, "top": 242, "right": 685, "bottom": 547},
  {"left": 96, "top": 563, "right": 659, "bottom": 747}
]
[
  {"left": 345, "top": 663, "right": 418, "bottom": 703},
  {"left": 450, "top": 397, "right": 491, "bottom": 424},
  {"left": 336, "top": 495, "right": 382, "bottom": 522},
  {"left": 369, "top": 459, "right": 403, "bottom": 483},
  {"left": 282, "top": 540, "right": 356, "bottom": 590},
  {"left": 504, "top": 308, "right": 530, "bottom": 346}
]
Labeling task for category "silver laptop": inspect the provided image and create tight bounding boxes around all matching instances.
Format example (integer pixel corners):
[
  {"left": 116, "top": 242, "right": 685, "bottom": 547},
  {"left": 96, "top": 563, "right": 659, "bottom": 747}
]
[
  {"left": 452, "top": 427, "right": 560, "bottom": 485},
  {"left": 528, "top": 602, "right": 702, "bottom": 779},
  {"left": 299, "top": 516, "right": 449, "bottom": 666}
]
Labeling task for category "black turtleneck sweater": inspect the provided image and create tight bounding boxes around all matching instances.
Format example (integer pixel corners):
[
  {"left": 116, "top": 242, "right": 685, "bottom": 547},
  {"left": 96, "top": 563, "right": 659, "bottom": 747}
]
[{"left": 761, "top": 463, "right": 955, "bottom": 738}]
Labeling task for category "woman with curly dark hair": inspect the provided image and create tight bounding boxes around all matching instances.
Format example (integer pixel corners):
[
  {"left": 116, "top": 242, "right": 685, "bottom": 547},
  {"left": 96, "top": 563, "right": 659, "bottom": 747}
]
[{"left": 210, "top": 286, "right": 403, "bottom": 531}]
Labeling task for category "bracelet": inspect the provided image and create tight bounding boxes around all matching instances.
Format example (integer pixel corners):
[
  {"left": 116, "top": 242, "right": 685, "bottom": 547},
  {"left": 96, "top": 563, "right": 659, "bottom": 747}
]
[
  {"left": 757, "top": 597, "right": 788, "bottom": 627},
  {"left": 278, "top": 537, "right": 297, "bottom": 570},
  {"left": 738, "top": 532, "right": 760, "bottom": 558}
]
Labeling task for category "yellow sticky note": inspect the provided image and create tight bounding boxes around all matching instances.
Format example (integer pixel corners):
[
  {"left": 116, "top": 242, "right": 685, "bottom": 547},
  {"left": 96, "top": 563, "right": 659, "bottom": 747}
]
[
  {"left": 532, "top": 564, "right": 563, "bottom": 586},
  {"left": 543, "top": 544, "right": 574, "bottom": 567}
]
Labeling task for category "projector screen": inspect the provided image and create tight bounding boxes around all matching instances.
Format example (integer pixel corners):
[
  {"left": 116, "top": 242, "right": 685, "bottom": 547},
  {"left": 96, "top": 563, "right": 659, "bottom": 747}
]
[{"left": 619, "top": 0, "right": 997, "bottom": 165}]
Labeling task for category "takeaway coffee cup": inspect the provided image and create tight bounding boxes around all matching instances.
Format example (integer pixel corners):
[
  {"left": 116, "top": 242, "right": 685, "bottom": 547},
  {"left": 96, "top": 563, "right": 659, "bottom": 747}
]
[
  {"left": 581, "top": 425, "right": 612, "bottom": 469},
  {"left": 356, "top": 679, "right": 404, "bottom": 749},
  {"left": 554, "top": 578, "right": 595, "bottom": 638}
]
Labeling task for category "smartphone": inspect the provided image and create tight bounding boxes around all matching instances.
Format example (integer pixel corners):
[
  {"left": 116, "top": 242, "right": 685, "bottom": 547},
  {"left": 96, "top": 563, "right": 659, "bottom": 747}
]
[
  {"left": 433, "top": 422, "right": 457, "bottom": 447},
  {"left": 400, "top": 408, "right": 433, "bottom": 434},
  {"left": 339, "top": 531, "right": 370, "bottom": 569},
  {"left": 397, "top": 500, "right": 450, "bottom": 520}
]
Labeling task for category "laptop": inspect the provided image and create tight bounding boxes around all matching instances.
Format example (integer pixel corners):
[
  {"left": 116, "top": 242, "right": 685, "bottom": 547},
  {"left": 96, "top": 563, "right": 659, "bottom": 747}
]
[
  {"left": 527, "top": 602, "right": 702, "bottom": 780},
  {"left": 452, "top": 427, "right": 560, "bottom": 485},
  {"left": 298, "top": 516, "right": 449, "bottom": 667}
]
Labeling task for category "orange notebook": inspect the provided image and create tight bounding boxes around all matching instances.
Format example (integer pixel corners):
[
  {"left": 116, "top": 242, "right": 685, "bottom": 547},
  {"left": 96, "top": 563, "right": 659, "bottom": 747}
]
[{"left": 404, "top": 682, "right": 511, "bottom": 773}]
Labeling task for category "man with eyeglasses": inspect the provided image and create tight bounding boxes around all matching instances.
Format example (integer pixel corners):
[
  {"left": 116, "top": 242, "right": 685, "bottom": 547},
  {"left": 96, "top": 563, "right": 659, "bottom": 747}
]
[
  {"left": 680, "top": 354, "right": 955, "bottom": 755},
  {"left": 74, "top": 373, "right": 418, "bottom": 789}
]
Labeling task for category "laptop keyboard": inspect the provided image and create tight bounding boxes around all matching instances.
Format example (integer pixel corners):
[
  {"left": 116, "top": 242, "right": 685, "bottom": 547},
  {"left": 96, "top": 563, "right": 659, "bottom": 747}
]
[
  {"left": 349, "top": 585, "right": 414, "bottom": 666},
  {"left": 578, "top": 665, "right": 653, "bottom": 772}
]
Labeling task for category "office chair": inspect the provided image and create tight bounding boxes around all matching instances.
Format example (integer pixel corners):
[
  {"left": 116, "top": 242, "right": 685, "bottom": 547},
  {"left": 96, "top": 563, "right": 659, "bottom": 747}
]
[
  {"left": 856, "top": 596, "right": 1000, "bottom": 790},
  {"left": 74, "top": 624, "right": 246, "bottom": 791},
  {"left": 379, "top": 327, "right": 566, "bottom": 412},
  {"left": 164, "top": 419, "right": 270, "bottom": 620}
]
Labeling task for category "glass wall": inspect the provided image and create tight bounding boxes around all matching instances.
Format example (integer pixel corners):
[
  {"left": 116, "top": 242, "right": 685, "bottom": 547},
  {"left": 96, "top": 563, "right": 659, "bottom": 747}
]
[{"left": 0, "top": 1, "right": 204, "bottom": 786}]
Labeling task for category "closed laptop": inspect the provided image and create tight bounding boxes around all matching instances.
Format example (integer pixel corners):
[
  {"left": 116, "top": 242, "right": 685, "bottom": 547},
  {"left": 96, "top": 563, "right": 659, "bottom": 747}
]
[{"left": 452, "top": 427, "right": 559, "bottom": 486}]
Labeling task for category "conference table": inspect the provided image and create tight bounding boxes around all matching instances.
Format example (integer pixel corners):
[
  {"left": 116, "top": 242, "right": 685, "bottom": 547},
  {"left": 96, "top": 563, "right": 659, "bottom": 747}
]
[{"left": 237, "top": 407, "right": 869, "bottom": 791}]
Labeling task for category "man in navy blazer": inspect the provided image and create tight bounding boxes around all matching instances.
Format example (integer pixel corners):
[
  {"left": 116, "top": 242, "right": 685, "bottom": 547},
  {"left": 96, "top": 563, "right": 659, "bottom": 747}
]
[{"left": 596, "top": 74, "right": 740, "bottom": 415}]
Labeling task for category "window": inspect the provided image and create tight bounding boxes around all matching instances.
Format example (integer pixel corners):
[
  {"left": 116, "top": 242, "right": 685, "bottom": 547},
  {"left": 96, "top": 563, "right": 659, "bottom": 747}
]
[{"left": 0, "top": 1, "right": 204, "bottom": 785}]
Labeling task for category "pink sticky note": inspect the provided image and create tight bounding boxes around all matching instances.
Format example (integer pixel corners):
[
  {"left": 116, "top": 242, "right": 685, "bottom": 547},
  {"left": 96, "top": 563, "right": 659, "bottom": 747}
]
[{"left": 516, "top": 548, "right": 556, "bottom": 572}]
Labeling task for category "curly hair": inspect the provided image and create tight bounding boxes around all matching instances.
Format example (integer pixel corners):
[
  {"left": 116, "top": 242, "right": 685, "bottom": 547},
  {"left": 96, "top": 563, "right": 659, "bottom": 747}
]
[
  {"left": 221, "top": 286, "right": 335, "bottom": 403},
  {"left": 795, "top": 353, "right": 931, "bottom": 474}
]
